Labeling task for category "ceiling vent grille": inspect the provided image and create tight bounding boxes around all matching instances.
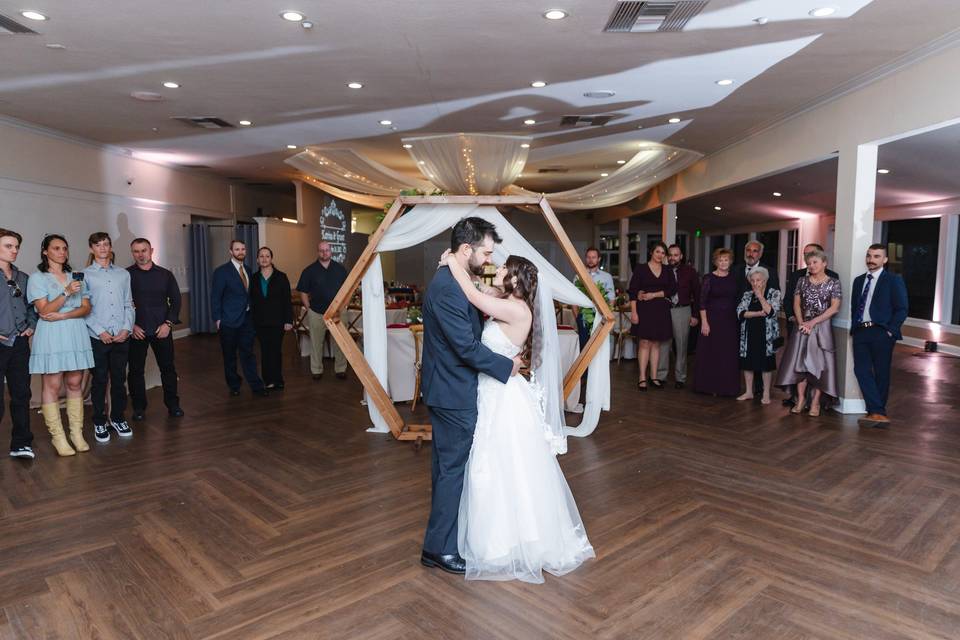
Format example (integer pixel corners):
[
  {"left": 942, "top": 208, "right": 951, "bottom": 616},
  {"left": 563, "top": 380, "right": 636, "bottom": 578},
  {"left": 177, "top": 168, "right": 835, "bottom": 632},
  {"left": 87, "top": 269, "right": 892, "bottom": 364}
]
[
  {"left": 603, "top": 1, "right": 708, "bottom": 33},
  {"left": 0, "top": 13, "right": 38, "bottom": 34},
  {"left": 559, "top": 115, "right": 615, "bottom": 127},
  {"left": 171, "top": 116, "right": 235, "bottom": 130}
]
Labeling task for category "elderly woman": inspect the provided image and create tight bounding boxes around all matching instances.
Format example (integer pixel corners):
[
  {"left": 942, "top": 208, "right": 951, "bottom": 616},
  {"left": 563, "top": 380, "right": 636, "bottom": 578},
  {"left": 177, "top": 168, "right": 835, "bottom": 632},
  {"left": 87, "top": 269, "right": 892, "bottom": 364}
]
[
  {"left": 775, "top": 248, "right": 841, "bottom": 416},
  {"left": 736, "top": 266, "right": 782, "bottom": 404},
  {"left": 693, "top": 248, "right": 740, "bottom": 396}
]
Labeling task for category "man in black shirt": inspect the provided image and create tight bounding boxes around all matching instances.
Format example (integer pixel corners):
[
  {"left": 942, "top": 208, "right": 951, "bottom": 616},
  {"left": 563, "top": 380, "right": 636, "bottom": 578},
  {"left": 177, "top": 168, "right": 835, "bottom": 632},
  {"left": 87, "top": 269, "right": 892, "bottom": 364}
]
[
  {"left": 127, "top": 238, "right": 184, "bottom": 420},
  {"left": 296, "top": 241, "right": 349, "bottom": 380}
]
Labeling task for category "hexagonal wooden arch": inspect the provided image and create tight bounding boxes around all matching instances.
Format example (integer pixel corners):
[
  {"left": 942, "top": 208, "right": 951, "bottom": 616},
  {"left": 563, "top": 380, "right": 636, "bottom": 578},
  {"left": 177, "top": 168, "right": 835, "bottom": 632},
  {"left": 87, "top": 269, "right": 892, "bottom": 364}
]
[{"left": 323, "top": 195, "right": 615, "bottom": 443}]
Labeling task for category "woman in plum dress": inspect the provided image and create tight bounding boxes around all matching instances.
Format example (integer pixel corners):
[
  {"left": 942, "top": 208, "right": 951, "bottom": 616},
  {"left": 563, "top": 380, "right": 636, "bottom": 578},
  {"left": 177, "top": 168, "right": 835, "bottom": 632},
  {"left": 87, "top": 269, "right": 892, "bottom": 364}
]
[
  {"left": 628, "top": 242, "right": 677, "bottom": 390},
  {"left": 693, "top": 248, "right": 741, "bottom": 396}
]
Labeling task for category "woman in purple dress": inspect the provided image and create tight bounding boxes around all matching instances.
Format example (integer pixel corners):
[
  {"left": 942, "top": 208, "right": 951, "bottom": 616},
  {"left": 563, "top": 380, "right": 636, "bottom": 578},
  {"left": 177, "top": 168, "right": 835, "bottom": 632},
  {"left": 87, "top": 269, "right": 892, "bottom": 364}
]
[
  {"left": 628, "top": 242, "right": 676, "bottom": 390},
  {"left": 693, "top": 248, "right": 741, "bottom": 396},
  {"left": 775, "top": 249, "right": 841, "bottom": 416}
]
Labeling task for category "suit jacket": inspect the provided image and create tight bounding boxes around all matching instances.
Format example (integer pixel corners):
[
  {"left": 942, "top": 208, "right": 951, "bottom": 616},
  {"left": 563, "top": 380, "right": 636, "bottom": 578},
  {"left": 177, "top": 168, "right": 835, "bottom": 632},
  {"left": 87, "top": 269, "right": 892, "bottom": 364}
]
[
  {"left": 785, "top": 266, "right": 839, "bottom": 321},
  {"left": 250, "top": 269, "right": 293, "bottom": 327},
  {"left": 735, "top": 262, "right": 780, "bottom": 300},
  {"left": 420, "top": 267, "right": 513, "bottom": 411},
  {"left": 211, "top": 261, "right": 254, "bottom": 329},
  {"left": 850, "top": 269, "right": 908, "bottom": 340}
]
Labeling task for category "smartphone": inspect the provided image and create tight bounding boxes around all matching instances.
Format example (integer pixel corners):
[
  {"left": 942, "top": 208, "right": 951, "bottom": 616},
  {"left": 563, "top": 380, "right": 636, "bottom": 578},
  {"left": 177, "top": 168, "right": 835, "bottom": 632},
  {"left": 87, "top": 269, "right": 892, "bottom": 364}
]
[{"left": 71, "top": 272, "right": 85, "bottom": 281}]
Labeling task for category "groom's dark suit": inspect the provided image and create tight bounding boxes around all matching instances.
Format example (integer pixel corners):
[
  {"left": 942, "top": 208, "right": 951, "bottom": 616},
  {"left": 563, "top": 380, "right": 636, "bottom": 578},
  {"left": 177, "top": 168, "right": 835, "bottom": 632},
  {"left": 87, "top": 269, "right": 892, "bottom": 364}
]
[{"left": 421, "top": 266, "right": 513, "bottom": 556}]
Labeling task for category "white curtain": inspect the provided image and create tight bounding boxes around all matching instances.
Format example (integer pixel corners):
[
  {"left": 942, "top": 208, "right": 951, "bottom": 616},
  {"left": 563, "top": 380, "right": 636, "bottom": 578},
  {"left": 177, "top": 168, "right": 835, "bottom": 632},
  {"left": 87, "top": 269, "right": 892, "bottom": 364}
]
[
  {"left": 300, "top": 178, "right": 393, "bottom": 209},
  {"left": 361, "top": 204, "right": 610, "bottom": 452},
  {"left": 286, "top": 148, "right": 434, "bottom": 196},
  {"left": 402, "top": 133, "right": 531, "bottom": 196}
]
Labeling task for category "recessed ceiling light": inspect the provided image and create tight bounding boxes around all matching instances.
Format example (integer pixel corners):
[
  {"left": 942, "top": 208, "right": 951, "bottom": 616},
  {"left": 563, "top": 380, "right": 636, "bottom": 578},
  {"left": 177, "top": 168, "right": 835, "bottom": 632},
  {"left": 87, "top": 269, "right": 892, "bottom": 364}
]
[
  {"left": 523, "top": 119, "right": 536, "bottom": 125},
  {"left": 877, "top": 168, "right": 890, "bottom": 174},
  {"left": 239, "top": 120, "right": 252, "bottom": 126},
  {"left": 616, "top": 160, "right": 626, "bottom": 164},
  {"left": 668, "top": 117, "right": 681, "bottom": 124},
  {"left": 347, "top": 82, "right": 363, "bottom": 89},
  {"left": 716, "top": 79, "right": 735, "bottom": 86},
  {"left": 281, "top": 10, "right": 305, "bottom": 21},
  {"left": 600, "top": 173, "right": 609, "bottom": 177},
  {"left": 520, "top": 143, "right": 530, "bottom": 148},
  {"left": 714, "top": 206, "right": 722, "bottom": 211},
  {"left": 20, "top": 10, "right": 47, "bottom": 21},
  {"left": 402, "top": 144, "right": 413, "bottom": 149},
  {"left": 543, "top": 9, "right": 568, "bottom": 20},
  {"left": 531, "top": 81, "right": 547, "bottom": 88},
  {"left": 809, "top": 7, "right": 836, "bottom": 17},
  {"left": 418, "top": 161, "right": 426, "bottom": 165},
  {"left": 301, "top": 20, "right": 314, "bottom": 29},
  {"left": 287, "top": 145, "right": 297, "bottom": 149},
  {"left": 772, "top": 191, "right": 782, "bottom": 197},
  {"left": 379, "top": 119, "right": 392, "bottom": 126},
  {"left": 162, "top": 81, "right": 180, "bottom": 89}
]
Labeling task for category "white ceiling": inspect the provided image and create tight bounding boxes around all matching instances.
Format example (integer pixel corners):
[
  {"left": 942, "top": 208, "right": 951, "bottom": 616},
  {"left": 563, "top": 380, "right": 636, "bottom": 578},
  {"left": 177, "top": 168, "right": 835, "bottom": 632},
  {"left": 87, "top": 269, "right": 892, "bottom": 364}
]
[{"left": 2, "top": 0, "right": 960, "bottom": 193}]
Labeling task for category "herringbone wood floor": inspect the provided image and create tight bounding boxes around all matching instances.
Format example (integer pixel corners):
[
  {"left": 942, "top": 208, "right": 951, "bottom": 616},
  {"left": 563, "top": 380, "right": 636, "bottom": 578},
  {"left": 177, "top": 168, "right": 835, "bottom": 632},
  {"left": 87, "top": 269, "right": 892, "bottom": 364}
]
[{"left": 0, "top": 335, "right": 958, "bottom": 639}]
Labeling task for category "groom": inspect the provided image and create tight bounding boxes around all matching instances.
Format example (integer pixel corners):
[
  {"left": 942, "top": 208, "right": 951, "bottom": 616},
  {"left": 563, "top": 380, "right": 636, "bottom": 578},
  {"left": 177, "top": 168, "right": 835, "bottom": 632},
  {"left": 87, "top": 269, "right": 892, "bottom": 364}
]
[{"left": 420, "top": 217, "right": 522, "bottom": 574}]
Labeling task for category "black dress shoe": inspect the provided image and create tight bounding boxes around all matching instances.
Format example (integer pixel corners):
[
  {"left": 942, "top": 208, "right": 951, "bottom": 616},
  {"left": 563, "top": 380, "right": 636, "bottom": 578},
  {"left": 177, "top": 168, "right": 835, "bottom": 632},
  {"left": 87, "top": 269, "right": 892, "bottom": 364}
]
[
  {"left": 131, "top": 412, "right": 146, "bottom": 422},
  {"left": 782, "top": 398, "right": 796, "bottom": 407},
  {"left": 420, "top": 551, "right": 466, "bottom": 574},
  {"left": 336, "top": 372, "right": 347, "bottom": 380},
  {"left": 254, "top": 389, "right": 270, "bottom": 397},
  {"left": 168, "top": 408, "right": 184, "bottom": 418},
  {"left": 312, "top": 374, "right": 322, "bottom": 381},
  {"left": 229, "top": 390, "right": 241, "bottom": 397},
  {"left": 674, "top": 381, "right": 684, "bottom": 389}
]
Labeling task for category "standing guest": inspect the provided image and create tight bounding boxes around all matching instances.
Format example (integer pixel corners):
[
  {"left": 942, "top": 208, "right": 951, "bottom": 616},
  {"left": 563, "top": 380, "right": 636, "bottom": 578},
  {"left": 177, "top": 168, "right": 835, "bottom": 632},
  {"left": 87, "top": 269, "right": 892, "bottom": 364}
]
[
  {"left": 656, "top": 244, "right": 700, "bottom": 389},
  {"left": 628, "top": 242, "right": 676, "bottom": 390},
  {"left": 782, "top": 243, "right": 838, "bottom": 407},
  {"left": 736, "top": 267, "right": 782, "bottom": 404},
  {"left": 84, "top": 233, "right": 135, "bottom": 443},
  {"left": 250, "top": 247, "right": 294, "bottom": 390},
  {"left": 776, "top": 249, "right": 841, "bottom": 417},
  {"left": 734, "top": 240, "right": 780, "bottom": 299},
  {"left": 693, "top": 248, "right": 741, "bottom": 397},
  {"left": 851, "top": 244, "right": 908, "bottom": 428},
  {"left": 572, "top": 247, "right": 616, "bottom": 348},
  {"left": 211, "top": 240, "right": 267, "bottom": 397},
  {"left": 127, "top": 237, "right": 184, "bottom": 421},
  {"left": 297, "top": 241, "right": 348, "bottom": 380},
  {"left": 27, "top": 234, "right": 94, "bottom": 457},
  {"left": 0, "top": 228, "right": 38, "bottom": 459}
]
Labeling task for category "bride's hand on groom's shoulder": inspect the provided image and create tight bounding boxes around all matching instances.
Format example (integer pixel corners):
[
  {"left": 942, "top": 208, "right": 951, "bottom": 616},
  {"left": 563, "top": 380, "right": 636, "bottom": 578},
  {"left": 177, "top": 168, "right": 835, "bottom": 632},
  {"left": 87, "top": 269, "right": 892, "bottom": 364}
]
[{"left": 437, "top": 249, "right": 452, "bottom": 269}]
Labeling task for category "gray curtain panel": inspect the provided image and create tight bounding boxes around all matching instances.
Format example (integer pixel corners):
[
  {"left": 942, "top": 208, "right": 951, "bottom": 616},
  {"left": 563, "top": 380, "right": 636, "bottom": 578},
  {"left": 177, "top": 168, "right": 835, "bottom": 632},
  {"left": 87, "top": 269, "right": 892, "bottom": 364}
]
[
  {"left": 188, "top": 223, "right": 214, "bottom": 334},
  {"left": 235, "top": 223, "right": 259, "bottom": 273}
]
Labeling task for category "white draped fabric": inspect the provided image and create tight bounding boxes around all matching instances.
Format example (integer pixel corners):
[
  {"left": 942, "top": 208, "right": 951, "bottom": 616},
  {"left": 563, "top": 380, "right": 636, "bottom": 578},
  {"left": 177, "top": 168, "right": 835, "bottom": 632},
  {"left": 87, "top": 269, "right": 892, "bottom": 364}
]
[
  {"left": 300, "top": 178, "right": 393, "bottom": 209},
  {"left": 286, "top": 148, "right": 435, "bottom": 196},
  {"left": 402, "top": 133, "right": 531, "bottom": 196},
  {"left": 361, "top": 204, "right": 610, "bottom": 452},
  {"left": 507, "top": 144, "right": 701, "bottom": 210}
]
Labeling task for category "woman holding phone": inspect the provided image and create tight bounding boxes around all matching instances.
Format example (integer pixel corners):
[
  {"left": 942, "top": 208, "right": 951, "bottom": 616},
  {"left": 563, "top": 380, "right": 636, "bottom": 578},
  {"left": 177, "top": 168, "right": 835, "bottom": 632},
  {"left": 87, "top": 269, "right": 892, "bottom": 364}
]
[{"left": 27, "top": 234, "right": 94, "bottom": 457}]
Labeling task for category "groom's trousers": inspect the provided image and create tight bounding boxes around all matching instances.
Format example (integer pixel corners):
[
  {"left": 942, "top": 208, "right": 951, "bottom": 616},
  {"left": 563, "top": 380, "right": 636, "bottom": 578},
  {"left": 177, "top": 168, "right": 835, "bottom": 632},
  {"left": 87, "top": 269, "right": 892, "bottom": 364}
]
[{"left": 423, "top": 405, "right": 478, "bottom": 556}]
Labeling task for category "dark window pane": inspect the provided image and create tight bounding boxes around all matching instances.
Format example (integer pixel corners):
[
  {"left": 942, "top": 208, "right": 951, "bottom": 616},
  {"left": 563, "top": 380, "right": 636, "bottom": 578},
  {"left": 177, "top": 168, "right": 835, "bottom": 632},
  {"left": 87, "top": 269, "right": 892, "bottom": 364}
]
[
  {"left": 883, "top": 218, "right": 940, "bottom": 320},
  {"left": 756, "top": 231, "right": 780, "bottom": 275},
  {"left": 733, "top": 234, "right": 749, "bottom": 262}
]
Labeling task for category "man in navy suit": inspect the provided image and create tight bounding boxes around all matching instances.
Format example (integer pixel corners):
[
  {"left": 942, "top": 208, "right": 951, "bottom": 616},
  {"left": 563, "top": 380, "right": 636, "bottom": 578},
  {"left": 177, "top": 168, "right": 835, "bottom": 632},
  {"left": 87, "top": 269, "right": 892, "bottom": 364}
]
[
  {"left": 850, "top": 243, "right": 908, "bottom": 428},
  {"left": 211, "top": 240, "right": 267, "bottom": 397},
  {"left": 419, "top": 217, "right": 522, "bottom": 574}
]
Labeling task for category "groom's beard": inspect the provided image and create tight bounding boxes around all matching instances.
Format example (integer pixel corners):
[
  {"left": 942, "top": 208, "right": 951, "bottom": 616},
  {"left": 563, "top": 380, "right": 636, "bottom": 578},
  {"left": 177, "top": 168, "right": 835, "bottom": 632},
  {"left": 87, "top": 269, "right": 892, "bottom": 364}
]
[{"left": 468, "top": 261, "right": 486, "bottom": 276}]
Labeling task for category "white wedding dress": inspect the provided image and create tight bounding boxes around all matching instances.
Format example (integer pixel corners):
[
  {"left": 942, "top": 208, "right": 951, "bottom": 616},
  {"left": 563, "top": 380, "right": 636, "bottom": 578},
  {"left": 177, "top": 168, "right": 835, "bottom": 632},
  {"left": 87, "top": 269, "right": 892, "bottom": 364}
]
[{"left": 458, "top": 320, "right": 595, "bottom": 583}]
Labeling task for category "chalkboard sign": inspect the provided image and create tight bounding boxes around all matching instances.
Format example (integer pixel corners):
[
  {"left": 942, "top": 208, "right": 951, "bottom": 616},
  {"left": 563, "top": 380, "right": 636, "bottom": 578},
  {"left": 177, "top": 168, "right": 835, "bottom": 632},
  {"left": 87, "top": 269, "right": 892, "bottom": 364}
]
[{"left": 320, "top": 196, "right": 351, "bottom": 263}]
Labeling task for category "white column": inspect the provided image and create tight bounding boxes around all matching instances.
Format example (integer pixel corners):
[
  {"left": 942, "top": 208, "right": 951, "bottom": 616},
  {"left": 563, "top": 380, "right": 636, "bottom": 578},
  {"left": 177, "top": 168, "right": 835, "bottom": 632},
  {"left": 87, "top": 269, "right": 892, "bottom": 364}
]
[
  {"left": 618, "top": 217, "right": 630, "bottom": 284},
  {"left": 935, "top": 214, "right": 958, "bottom": 324},
  {"left": 833, "top": 144, "right": 879, "bottom": 414},
  {"left": 662, "top": 203, "right": 677, "bottom": 246}
]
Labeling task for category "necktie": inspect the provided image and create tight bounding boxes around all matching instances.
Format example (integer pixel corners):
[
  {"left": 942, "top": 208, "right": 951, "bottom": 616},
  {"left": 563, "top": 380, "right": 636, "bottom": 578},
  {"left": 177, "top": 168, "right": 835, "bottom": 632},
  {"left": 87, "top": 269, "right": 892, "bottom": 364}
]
[
  {"left": 670, "top": 267, "right": 679, "bottom": 306},
  {"left": 239, "top": 265, "right": 248, "bottom": 289},
  {"left": 855, "top": 273, "right": 873, "bottom": 324}
]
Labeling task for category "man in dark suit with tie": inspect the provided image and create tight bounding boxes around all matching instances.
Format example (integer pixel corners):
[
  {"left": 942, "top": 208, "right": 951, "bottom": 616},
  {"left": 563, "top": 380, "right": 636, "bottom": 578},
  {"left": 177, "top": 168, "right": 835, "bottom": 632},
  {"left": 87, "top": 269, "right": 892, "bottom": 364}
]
[
  {"left": 211, "top": 240, "right": 267, "bottom": 397},
  {"left": 850, "top": 243, "right": 908, "bottom": 428},
  {"left": 735, "top": 240, "right": 780, "bottom": 299},
  {"left": 419, "top": 217, "right": 522, "bottom": 574}
]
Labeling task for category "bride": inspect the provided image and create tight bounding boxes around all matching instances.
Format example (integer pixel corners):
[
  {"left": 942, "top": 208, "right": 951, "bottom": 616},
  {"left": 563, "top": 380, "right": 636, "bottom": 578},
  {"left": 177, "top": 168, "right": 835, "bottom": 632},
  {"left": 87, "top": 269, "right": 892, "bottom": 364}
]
[{"left": 441, "top": 251, "right": 595, "bottom": 583}]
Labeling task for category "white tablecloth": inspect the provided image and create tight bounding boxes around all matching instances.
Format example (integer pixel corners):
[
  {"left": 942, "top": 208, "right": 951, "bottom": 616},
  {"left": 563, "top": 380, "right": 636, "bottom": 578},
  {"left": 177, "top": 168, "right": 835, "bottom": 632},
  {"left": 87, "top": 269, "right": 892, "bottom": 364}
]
[{"left": 298, "top": 307, "right": 412, "bottom": 358}]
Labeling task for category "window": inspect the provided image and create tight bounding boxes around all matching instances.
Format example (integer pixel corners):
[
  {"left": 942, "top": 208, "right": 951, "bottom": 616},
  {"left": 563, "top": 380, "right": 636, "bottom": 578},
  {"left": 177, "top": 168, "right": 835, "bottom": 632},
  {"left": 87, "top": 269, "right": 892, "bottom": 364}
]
[
  {"left": 733, "top": 234, "right": 749, "bottom": 263},
  {"left": 883, "top": 218, "right": 940, "bottom": 320},
  {"left": 786, "top": 229, "right": 800, "bottom": 272},
  {"left": 599, "top": 235, "right": 620, "bottom": 280},
  {"left": 756, "top": 231, "right": 780, "bottom": 275}
]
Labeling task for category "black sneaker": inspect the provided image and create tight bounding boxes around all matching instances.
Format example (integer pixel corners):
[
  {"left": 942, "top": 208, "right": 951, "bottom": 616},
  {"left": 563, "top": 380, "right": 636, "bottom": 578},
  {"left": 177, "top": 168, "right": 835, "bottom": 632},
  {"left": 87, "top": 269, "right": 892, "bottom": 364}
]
[
  {"left": 94, "top": 423, "right": 111, "bottom": 443},
  {"left": 168, "top": 407, "right": 184, "bottom": 418},
  {"left": 9, "top": 446, "right": 35, "bottom": 459},
  {"left": 111, "top": 420, "right": 133, "bottom": 438}
]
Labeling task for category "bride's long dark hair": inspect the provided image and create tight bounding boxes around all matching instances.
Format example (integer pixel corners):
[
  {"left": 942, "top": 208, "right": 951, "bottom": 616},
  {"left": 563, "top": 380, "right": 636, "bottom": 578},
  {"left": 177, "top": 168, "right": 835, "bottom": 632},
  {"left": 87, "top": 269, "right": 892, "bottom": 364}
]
[{"left": 500, "top": 255, "right": 542, "bottom": 370}]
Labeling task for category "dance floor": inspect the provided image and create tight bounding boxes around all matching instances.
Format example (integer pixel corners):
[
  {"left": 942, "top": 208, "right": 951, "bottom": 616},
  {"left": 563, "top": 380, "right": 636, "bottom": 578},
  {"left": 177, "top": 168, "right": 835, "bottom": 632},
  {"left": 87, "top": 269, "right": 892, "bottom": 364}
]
[{"left": 1, "top": 335, "right": 959, "bottom": 639}]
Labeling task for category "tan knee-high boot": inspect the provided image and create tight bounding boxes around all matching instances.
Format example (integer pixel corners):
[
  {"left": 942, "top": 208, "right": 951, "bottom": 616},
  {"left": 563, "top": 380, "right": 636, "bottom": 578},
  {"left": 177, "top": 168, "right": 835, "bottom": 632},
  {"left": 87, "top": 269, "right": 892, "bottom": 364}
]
[
  {"left": 65, "top": 397, "right": 90, "bottom": 452},
  {"left": 41, "top": 403, "right": 75, "bottom": 457}
]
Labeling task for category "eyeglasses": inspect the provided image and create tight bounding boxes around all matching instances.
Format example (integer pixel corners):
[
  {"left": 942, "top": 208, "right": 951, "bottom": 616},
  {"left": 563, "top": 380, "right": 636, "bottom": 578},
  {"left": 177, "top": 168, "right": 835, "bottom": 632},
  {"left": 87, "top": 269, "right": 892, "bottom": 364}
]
[{"left": 6, "top": 279, "right": 22, "bottom": 298}]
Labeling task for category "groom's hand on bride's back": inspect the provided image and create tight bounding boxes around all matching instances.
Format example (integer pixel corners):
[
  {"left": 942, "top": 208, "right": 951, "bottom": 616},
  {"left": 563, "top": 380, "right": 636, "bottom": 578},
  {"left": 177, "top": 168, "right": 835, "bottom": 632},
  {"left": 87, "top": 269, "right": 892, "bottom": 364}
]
[{"left": 511, "top": 356, "right": 524, "bottom": 377}]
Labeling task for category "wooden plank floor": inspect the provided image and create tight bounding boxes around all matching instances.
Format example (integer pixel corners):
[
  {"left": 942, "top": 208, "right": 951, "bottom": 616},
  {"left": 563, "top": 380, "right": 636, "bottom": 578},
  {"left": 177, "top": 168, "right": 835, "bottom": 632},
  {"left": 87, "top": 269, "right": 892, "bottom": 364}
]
[{"left": 0, "top": 335, "right": 958, "bottom": 639}]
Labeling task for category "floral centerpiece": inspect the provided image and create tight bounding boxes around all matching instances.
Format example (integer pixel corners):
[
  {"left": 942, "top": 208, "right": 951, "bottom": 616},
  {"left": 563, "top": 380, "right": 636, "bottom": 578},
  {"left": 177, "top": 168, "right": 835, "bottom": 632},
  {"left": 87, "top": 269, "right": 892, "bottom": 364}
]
[
  {"left": 406, "top": 305, "right": 423, "bottom": 325},
  {"left": 573, "top": 279, "right": 611, "bottom": 327}
]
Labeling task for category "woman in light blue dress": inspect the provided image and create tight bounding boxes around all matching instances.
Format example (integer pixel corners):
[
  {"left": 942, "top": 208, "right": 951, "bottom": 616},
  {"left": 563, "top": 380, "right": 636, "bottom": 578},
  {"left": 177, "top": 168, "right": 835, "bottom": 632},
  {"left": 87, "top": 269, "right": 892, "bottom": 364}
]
[{"left": 27, "top": 234, "right": 94, "bottom": 457}]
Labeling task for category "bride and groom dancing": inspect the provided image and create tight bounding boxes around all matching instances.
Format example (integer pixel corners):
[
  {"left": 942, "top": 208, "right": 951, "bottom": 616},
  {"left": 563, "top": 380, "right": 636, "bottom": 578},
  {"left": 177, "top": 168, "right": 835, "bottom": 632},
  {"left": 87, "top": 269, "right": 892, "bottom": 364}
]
[{"left": 418, "top": 216, "right": 594, "bottom": 584}]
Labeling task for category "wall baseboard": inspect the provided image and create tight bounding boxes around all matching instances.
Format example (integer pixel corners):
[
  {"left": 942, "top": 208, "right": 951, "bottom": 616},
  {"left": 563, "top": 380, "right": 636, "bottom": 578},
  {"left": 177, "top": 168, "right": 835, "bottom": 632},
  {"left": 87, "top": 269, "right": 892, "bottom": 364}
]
[{"left": 173, "top": 328, "right": 192, "bottom": 340}]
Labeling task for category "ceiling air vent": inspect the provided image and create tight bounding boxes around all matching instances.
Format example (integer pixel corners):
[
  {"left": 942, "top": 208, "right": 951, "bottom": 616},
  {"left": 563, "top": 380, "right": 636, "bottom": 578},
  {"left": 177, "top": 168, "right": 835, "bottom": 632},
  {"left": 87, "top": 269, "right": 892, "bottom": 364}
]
[
  {"left": 560, "top": 115, "right": 615, "bottom": 127},
  {"left": 171, "top": 116, "right": 236, "bottom": 130},
  {"left": 0, "top": 13, "right": 38, "bottom": 34},
  {"left": 603, "top": 1, "right": 708, "bottom": 33}
]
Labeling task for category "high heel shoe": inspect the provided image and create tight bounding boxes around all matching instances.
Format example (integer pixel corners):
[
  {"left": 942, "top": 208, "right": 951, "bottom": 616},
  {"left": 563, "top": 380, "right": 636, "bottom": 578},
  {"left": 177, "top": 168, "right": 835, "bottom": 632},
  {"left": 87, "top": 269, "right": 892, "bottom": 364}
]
[
  {"left": 650, "top": 379, "right": 664, "bottom": 389},
  {"left": 808, "top": 404, "right": 821, "bottom": 417},
  {"left": 790, "top": 403, "right": 806, "bottom": 414},
  {"left": 638, "top": 379, "right": 648, "bottom": 391}
]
